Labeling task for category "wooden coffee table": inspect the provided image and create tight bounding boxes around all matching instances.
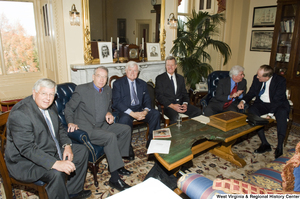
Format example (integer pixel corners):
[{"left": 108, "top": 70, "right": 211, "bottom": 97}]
[{"left": 154, "top": 119, "right": 273, "bottom": 171}]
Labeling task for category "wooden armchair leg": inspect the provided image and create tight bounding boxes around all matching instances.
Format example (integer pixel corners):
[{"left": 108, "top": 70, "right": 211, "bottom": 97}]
[
  {"left": 89, "top": 163, "right": 99, "bottom": 187},
  {"left": 2, "top": 182, "right": 13, "bottom": 199},
  {"left": 37, "top": 186, "right": 48, "bottom": 199}
]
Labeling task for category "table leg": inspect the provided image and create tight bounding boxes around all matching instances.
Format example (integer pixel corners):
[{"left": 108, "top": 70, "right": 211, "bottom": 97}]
[{"left": 209, "top": 140, "right": 246, "bottom": 168}]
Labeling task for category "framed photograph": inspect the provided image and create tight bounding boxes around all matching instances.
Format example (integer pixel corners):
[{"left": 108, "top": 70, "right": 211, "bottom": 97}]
[
  {"left": 252, "top": 6, "right": 277, "bottom": 27},
  {"left": 98, "top": 42, "right": 113, "bottom": 64},
  {"left": 146, "top": 43, "right": 161, "bottom": 61},
  {"left": 250, "top": 30, "right": 273, "bottom": 52}
]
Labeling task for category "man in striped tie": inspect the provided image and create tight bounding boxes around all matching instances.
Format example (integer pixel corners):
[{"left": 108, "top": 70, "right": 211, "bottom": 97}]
[
  {"left": 238, "top": 65, "right": 290, "bottom": 159},
  {"left": 204, "top": 65, "right": 246, "bottom": 116},
  {"left": 5, "top": 78, "right": 91, "bottom": 199}
]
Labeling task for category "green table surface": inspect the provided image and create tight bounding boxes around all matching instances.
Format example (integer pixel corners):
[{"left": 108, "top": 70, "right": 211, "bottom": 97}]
[{"left": 157, "top": 119, "right": 257, "bottom": 166}]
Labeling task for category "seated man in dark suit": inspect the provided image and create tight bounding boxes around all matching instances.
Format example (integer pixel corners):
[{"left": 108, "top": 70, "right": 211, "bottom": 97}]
[
  {"left": 204, "top": 65, "right": 247, "bottom": 116},
  {"left": 238, "top": 65, "right": 290, "bottom": 159},
  {"left": 155, "top": 56, "right": 202, "bottom": 124},
  {"left": 5, "top": 78, "right": 91, "bottom": 199},
  {"left": 112, "top": 61, "right": 161, "bottom": 148},
  {"left": 64, "top": 66, "right": 132, "bottom": 191}
]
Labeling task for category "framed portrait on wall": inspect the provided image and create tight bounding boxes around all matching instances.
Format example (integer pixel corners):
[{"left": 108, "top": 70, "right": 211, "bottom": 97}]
[
  {"left": 250, "top": 30, "right": 273, "bottom": 52},
  {"left": 98, "top": 42, "right": 113, "bottom": 64},
  {"left": 252, "top": 6, "right": 277, "bottom": 27},
  {"left": 117, "top": 19, "right": 126, "bottom": 43},
  {"left": 146, "top": 43, "right": 161, "bottom": 61}
]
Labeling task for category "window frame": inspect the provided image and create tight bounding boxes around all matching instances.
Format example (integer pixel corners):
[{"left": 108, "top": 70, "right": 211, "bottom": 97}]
[{"left": 0, "top": 0, "right": 46, "bottom": 78}]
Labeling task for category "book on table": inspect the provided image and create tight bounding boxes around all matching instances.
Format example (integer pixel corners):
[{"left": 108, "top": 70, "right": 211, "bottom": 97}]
[{"left": 153, "top": 128, "right": 172, "bottom": 139}]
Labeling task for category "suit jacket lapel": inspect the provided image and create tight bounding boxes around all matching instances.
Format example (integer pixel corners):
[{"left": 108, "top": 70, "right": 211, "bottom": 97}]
[
  {"left": 28, "top": 96, "right": 55, "bottom": 138},
  {"left": 136, "top": 79, "right": 143, "bottom": 102},
  {"left": 88, "top": 82, "right": 97, "bottom": 121}
]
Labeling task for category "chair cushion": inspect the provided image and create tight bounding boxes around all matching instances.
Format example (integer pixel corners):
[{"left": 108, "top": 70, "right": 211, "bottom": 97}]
[
  {"left": 213, "top": 178, "right": 299, "bottom": 194},
  {"left": 34, "top": 180, "right": 46, "bottom": 186},
  {"left": 244, "top": 150, "right": 295, "bottom": 190}
]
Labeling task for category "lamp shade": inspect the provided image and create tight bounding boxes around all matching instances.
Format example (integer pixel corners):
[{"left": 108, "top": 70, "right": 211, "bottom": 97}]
[{"left": 70, "top": 4, "right": 80, "bottom": 26}]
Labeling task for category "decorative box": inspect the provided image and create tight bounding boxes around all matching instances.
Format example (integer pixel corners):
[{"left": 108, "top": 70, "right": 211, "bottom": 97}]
[{"left": 208, "top": 111, "right": 247, "bottom": 131}]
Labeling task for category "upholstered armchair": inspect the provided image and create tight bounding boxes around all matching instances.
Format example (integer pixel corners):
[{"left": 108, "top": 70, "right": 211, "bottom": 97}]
[
  {"left": 200, "top": 71, "right": 230, "bottom": 113},
  {"left": 54, "top": 82, "right": 105, "bottom": 187}
]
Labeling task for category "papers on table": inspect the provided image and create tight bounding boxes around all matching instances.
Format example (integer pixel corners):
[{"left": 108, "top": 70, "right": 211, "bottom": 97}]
[
  {"left": 147, "top": 140, "right": 171, "bottom": 154},
  {"left": 192, "top": 115, "right": 210, "bottom": 124}
]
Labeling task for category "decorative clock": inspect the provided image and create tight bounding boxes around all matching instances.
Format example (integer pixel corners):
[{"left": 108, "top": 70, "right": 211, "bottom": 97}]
[{"left": 126, "top": 44, "right": 140, "bottom": 62}]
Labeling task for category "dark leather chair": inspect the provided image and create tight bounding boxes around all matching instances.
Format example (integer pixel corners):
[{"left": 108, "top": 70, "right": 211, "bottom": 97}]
[
  {"left": 54, "top": 82, "right": 105, "bottom": 187},
  {"left": 200, "top": 71, "right": 229, "bottom": 113},
  {"left": 0, "top": 111, "right": 48, "bottom": 199}
]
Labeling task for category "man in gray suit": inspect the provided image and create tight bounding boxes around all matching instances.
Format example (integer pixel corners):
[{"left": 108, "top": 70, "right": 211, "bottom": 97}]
[
  {"left": 204, "top": 65, "right": 247, "bottom": 116},
  {"left": 5, "top": 78, "right": 91, "bottom": 199},
  {"left": 64, "top": 66, "right": 132, "bottom": 191}
]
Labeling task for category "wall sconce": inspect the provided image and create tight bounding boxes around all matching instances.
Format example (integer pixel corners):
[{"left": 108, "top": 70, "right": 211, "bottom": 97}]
[
  {"left": 69, "top": 4, "right": 80, "bottom": 26},
  {"left": 168, "top": 13, "right": 178, "bottom": 29}
]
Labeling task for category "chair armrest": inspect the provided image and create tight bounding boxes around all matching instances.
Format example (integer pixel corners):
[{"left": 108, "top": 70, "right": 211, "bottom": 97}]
[
  {"left": 200, "top": 94, "right": 211, "bottom": 109},
  {"left": 177, "top": 173, "right": 225, "bottom": 199},
  {"left": 67, "top": 129, "right": 104, "bottom": 163},
  {"left": 67, "top": 129, "right": 89, "bottom": 144}
]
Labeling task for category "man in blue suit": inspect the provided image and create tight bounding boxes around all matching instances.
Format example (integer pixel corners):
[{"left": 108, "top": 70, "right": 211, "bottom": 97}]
[
  {"left": 238, "top": 65, "right": 290, "bottom": 159},
  {"left": 112, "top": 61, "right": 161, "bottom": 148}
]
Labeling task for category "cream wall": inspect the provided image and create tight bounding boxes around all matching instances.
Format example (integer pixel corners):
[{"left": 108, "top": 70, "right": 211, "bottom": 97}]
[
  {"left": 224, "top": 0, "right": 276, "bottom": 85},
  {"left": 242, "top": 0, "right": 277, "bottom": 85},
  {"left": 63, "top": 0, "right": 84, "bottom": 73}
]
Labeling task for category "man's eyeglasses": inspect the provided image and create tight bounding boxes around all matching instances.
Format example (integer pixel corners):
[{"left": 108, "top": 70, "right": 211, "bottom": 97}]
[{"left": 37, "top": 92, "right": 56, "bottom": 98}]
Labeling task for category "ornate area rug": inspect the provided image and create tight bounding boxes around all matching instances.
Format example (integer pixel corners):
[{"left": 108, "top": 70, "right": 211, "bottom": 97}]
[{"left": 2, "top": 124, "right": 300, "bottom": 199}]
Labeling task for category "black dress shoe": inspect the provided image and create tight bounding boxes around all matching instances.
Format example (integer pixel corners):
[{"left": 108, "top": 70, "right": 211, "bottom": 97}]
[
  {"left": 275, "top": 148, "right": 283, "bottom": 159},
  {"left": 69, "top": 190, "right": 92, "bottom": 199},
  {"left": 109, "top": 179, "right": 131, "bottom": 191},
  {"left": 117, "top": 167, "right": 133, "bottom": 175},
  {"left": 254, "top": 144, "right": 272, "bottom": 153}
]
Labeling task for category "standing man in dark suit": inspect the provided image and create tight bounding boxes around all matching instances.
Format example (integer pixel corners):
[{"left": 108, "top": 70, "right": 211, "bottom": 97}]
[
  {"left": 238, "top": 65, "right": 290, "bottom": 159},
  {"left": 5, "top": 78, "right": 91, "bottom": 199},
  {"left": 112, "top": 61, "right": 161, "bottom": 147},
  {"left": 204, "top": 65, "right": 246, "bottom": 116},
  {"left": 64, "top": 66, "right": 132, "bottom": 191},
  {"left": 155, "top": 56, "right": 202, "bottom": 124}
]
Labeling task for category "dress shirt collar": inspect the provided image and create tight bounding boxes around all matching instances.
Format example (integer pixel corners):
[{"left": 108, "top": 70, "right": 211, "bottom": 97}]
[{"left": 93, "top": 82, "right": 103, "bottom": 92}]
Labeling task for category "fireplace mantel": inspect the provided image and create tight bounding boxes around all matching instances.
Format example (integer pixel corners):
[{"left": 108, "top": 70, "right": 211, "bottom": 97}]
[{"left": 70, "top": 61, "right": 166, "bottom": 85}]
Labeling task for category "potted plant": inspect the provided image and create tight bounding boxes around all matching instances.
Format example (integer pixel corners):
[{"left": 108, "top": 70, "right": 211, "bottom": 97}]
[{"left": 171, "top": 10, "right": 231, "bottom": 89}]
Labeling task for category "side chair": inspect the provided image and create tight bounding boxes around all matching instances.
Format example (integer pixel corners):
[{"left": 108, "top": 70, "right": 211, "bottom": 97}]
[
  {"left": 0, "top": 100, "right": 18, "bottom": 112},
  {"left": 200, "top": 70, "right": 230, "bottom": 113},
  {"left": 55, "top": 82, "right": 105, "bottom": 187},
  {"left": 0, "top": 111, "right": 48, "bottom": 199}
]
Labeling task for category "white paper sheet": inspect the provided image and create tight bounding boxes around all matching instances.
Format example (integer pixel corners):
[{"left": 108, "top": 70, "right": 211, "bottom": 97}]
[
  {"left": 147, "top": 140, "right": 171, "bottom": 154},
  {"left": 192, "top": 115, "right": 210, "bottom": 124}
]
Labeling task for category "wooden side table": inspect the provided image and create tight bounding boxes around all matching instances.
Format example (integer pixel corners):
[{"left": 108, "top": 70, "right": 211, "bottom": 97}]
[{"left": 189, "top": 89, "right": 208, "bottom": 108}]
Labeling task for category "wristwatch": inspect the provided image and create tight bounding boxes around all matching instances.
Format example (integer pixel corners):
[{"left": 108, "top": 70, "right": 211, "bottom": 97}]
[{"left": 62, "top": 143, "right": 72, "bottom": 148}]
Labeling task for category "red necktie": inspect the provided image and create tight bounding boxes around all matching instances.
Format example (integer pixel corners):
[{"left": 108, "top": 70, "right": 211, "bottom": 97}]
[
  {"left": 99, "top": 88, "right": 102, "bottom": 93},
  {"left": 223, "top": 83, "right": 237, "bottom": 109}
]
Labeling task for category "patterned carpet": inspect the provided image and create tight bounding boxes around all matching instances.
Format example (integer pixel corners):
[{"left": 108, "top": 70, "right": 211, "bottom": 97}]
[{"left": 2, "top": 123, "right": 300, "bottom": 199}]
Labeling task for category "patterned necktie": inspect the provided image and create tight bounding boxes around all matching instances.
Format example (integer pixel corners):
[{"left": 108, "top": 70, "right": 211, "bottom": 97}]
[
  {"left": 131, "top": 81, "right": 139, "bottom": 106},
  {"left": 258, "top": 82, "right": 266, "bottom": 97},
  {"left": 41, "top": 110, "right": 63, "bottom": 160},
  {"left": 223, "top": 83, "right": 238, "bottom": 109},
  {"left": 171, "top": 76, "right": 175, "bottom": 94},
  {"left": 99, "top": 88, "right": 102, "bottom": 93}
]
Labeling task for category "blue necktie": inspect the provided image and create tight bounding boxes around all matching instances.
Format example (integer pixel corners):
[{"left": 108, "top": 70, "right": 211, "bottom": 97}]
[
  {"left": 171, "top": 76, "right": 175, "bottom": 94},
  {"left": 131, "top": 81, "right": 139, "bottom": 106},
  {"left": 258, "top": 82, "right": 266, "bottom": 97},
  {"left": 41, "top": 110, "right": 63, "bottom": 160}
]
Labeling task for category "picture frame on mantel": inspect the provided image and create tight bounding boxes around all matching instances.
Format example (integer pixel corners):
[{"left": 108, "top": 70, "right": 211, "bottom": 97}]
[
  {"left": 252, "top": 6, "right": 277, "bottom": 27},
  {"left": 250, "top": 30, "right": 273, "bottom": 52},
  {"left": 98, "top": 42, "right": 113, "bottom": 64},
  {"left": 146, "top": 43, "right": 161, "bottom": 61}
]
